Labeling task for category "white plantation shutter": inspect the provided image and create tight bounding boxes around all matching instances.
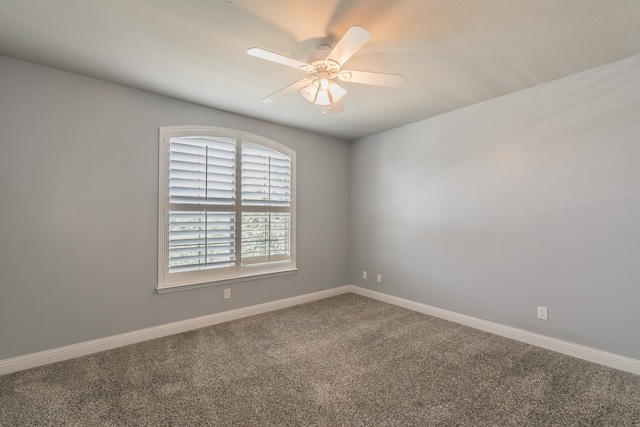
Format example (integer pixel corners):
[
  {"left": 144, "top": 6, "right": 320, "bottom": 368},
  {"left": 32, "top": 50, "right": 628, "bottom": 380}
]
[
  {"left": 158, "top": 127, "right": 296, "bottom": 290},
  {"left": 241, "top": 212, "right": 291, "bottom": 263},
  {"left": 167, "top": 136, "right": 237, "bottom": 275},
  {"left": 241, "top": 142, "right": 291, "bottom": 207},
  {"left": 168, "top": 211, "right": 236, "bottom": 273},
  {"left": 240, "top": 141, "right": 292, "bottom": 265},
  {"left": 169, "top": 137, "right": 236, "bottom": 205}
]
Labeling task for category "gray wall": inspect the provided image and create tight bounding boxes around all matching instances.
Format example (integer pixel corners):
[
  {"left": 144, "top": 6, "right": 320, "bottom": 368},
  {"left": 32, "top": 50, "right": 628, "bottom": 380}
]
[
  {"left": 0, "top": 56, "right": 350, "bottom": 360},
  {"left": 350, "top": 54, "right": 640, "bottom": 359}
]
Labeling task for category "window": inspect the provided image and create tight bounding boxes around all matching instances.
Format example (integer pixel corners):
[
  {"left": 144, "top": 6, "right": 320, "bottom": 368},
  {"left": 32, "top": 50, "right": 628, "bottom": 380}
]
[{"left": 158, "top": 126, "right": 296, "bottom": 292}]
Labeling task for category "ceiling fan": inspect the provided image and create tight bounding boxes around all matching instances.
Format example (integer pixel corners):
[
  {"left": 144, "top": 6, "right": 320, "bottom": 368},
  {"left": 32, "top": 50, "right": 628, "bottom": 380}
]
[{"left": 247, "top": 26, "right": 403, "bottom": 114}]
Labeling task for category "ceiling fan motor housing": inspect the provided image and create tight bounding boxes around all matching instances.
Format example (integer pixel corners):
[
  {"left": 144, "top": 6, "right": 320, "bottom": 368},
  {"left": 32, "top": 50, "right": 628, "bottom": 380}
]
[{"left": 308, "top": 59, "right": 341, "bottom": 79}]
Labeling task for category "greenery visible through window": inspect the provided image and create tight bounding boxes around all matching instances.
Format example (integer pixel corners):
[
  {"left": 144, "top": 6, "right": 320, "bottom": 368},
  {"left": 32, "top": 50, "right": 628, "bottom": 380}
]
[{"left": 158, "top": 126, "right": 296, "bottom": 291}]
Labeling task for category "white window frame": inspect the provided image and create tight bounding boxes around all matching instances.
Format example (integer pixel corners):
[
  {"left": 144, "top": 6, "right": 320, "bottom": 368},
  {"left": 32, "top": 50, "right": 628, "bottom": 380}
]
[{"left": 157, "top": 126, "right": 296, "bottom": 293}]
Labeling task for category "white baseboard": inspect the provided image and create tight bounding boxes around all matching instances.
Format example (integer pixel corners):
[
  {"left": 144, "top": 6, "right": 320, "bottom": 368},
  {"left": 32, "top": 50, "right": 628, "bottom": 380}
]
[
  {"left": 0, "top": 286, "right": 352, "bottom": 376},
  {"left": 3, "top": 284, "right": 639, "bottom": 376},
  {"left": 347, "top": 285, "right": 640, "bottom": 376}
]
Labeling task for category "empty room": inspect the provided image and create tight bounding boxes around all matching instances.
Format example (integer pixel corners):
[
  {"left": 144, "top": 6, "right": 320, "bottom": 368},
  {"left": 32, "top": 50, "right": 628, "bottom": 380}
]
[{"left": 1, "top": 1, "right": 639, "bottom": 425}]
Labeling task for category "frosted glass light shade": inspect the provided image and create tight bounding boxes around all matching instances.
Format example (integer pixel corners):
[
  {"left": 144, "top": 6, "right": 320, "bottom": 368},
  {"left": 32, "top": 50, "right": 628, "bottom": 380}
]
[
  {"left": 329, "top": 83, "right": 347, "bottom": 102},
  {"left": 314, "top": 81, "right": 346, "bottom": 106},
  {"left": 300, "top": 81, "right": 319, "bottom": 102},
  {"left": 315, "top": 89, "right": 331, "bottom": 105},
  {"left": 301, "top": 77, "right": 347, "bottom": 106}
]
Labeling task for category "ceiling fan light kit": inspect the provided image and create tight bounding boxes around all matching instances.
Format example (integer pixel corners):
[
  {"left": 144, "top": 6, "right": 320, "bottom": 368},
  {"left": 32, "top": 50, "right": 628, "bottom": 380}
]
[
  {"left": 302, "top": 69, "right": 347, "bottom": 106},
  {"left": 247, "top": 26, "right": 403, "bottom": 114}
]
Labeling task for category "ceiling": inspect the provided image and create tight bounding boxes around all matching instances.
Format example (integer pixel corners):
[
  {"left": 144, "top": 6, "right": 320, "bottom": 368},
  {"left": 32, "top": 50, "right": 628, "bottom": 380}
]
[{"left": 1, "top": 0, "right": 640, "bottom": 141}]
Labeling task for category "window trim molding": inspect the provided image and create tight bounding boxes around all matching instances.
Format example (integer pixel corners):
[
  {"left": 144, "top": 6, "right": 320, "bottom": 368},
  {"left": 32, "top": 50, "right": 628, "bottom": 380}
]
[
  {"left": 156, "top": 268, "right": 298, "bottom": 294},
  {"left": 157, "top": 126, "right": 296, "bottom": 292}
]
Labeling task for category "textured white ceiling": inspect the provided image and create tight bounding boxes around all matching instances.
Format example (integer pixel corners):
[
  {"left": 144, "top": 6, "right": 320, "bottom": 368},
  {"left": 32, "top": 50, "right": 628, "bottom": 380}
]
[{"left": 1, "top": 0, "right": 640, "bottom": 140}]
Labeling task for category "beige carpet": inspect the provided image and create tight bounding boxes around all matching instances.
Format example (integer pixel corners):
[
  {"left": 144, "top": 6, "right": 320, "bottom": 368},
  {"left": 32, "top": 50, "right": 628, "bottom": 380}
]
[{"left": 1, "top": 293, "right": 639, "bottom": 426}]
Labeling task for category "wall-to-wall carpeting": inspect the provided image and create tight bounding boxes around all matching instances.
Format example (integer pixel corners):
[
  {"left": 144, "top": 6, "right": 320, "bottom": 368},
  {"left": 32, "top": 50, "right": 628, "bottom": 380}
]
[{"left": 1, "top": 294, "right": 639, "bottom": 426}]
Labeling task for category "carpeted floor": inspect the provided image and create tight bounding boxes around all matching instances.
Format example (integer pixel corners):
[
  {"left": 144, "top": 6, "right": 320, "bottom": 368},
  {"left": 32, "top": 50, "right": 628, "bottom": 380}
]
[{"left": 1, "top": 293, "right": 639, "bottom": 426}]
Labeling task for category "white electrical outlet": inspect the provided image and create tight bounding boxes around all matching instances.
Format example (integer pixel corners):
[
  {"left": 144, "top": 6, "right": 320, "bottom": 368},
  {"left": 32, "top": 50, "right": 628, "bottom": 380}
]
[
  {"left": 362, "top": 271, "right": 367, "bottom": 280},
  {"left": 537, "top": 306, "right": 548, "bottom": 320},
  {"left": 377, "top": 274, "right": 382, "bottom": 283},
  {"left": 224, "top": 288, "right": 231, "bottom": 299}
]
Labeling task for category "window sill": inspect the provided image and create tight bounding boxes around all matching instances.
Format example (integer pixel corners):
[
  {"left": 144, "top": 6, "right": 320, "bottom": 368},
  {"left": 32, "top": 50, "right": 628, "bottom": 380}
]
[{"left": 156, "top": 268, "right": 298, "bottom": 294}]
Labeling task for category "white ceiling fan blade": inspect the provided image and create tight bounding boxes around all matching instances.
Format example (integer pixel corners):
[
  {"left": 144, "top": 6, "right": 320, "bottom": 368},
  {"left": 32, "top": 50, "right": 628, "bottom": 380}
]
[
  {"left": 247, "top": 48, "right": 312, "bottom": 71},
  {"left": 326, "top": 26, "right": 371, "bottom": 66},
  {"left": 338, "top": 70, "right": 403, "bottom": 88},
  {"left": 262, "top": 78, "right": 313, "bottom": 103}
]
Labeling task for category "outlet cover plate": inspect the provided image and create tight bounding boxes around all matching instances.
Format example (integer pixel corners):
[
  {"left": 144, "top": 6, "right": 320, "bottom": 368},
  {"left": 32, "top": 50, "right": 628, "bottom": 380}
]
[{"left": 537, "top": 306, "right": 548, "bottom": 320}]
